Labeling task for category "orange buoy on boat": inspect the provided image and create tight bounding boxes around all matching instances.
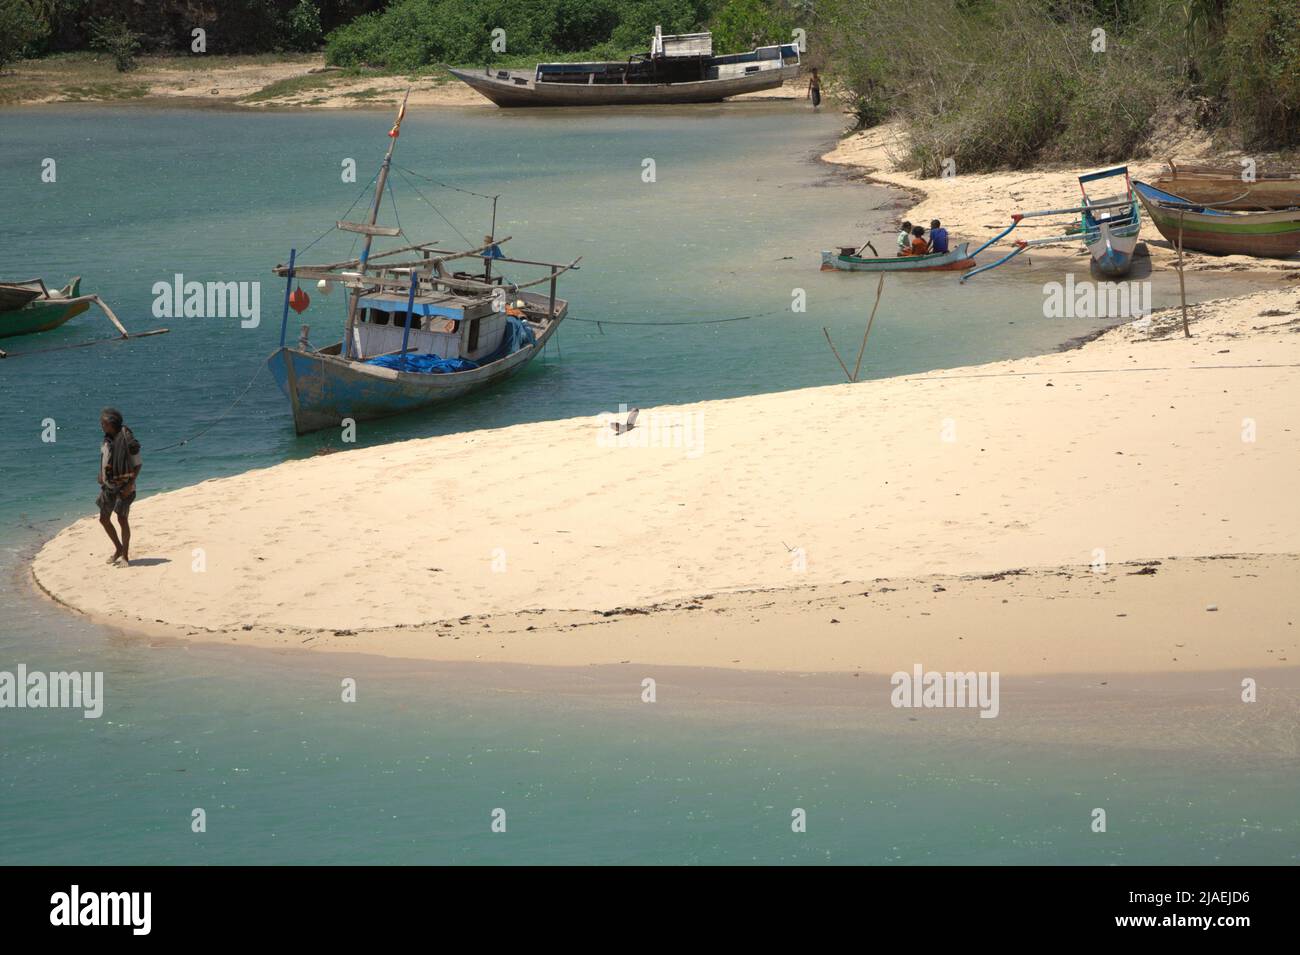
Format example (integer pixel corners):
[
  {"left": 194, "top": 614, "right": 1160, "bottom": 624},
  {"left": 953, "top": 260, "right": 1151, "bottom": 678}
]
[{"left": 289, "top": 287, "right": 310, "bottom": 314}]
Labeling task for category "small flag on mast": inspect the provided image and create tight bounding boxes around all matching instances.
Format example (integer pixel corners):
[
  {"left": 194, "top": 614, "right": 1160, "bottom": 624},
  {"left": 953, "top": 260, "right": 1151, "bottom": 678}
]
[{"left": 388, "top": 100, "right": 407, "bottom": 138}]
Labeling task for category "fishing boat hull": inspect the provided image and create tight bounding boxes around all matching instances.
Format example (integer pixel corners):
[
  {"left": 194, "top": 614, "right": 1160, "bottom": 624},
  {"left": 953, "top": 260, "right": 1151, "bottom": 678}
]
[
  {"left": 820, "top": 243, "right": 974, "bottom": 272},
  {"left": 449, "top": 64, "right": 799, "bottom": 107},
  {"left": 1084, "top": 223, "right": 1139, "bottom": 277},
  {"left": 267, "top": 300, "right": 565, "bottom": 435},
  {"left": 1134, "top": 181, "right": 1300, "bottom": 258},
  {"left": 0, "top": 278, "right": 89, "bottom": 338}
]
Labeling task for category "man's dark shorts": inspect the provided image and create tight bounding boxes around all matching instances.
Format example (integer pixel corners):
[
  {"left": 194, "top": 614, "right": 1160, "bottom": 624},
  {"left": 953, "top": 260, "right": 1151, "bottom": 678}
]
[{"left": 97, "top": 485, "right": 136, "bottom": 519}]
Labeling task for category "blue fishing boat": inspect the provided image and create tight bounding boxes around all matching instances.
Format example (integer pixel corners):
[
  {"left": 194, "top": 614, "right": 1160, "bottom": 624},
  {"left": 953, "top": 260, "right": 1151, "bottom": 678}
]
[
  {"left": 962, "top": 166, "right": 1141, "bottom": 281},
  {"left": 266, "top": 92, "right": 580, "bottom": 435}
]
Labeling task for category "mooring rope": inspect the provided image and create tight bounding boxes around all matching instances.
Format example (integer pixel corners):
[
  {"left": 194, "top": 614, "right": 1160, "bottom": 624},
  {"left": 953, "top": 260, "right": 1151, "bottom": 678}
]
[
  {"left": 566, "top": 307, "right": 789, "bottom": 332},
  {"left": 152, "top": 365, "right": 265, "bottom": 452},
  {"left": 393, "top": 164, "right": 499, "bottom": 201}
]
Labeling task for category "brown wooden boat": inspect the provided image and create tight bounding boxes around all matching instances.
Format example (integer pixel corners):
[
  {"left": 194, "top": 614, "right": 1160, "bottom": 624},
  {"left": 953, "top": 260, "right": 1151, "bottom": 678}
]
[
  {"left": 450, "top": 27, "right": 800, "bottom": 108},
  {"left": 1154, "top": 161, "right": 1300, "bottom": 210}
]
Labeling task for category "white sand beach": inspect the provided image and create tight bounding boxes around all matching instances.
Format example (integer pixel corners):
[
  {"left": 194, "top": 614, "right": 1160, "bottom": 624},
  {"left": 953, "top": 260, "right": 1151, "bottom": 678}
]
[
  {"left": 32, "top": 285, "right": 1300, "bottom": 671},
  {"left": 29, "top": 121, "right": 1300, "bottom": 675}
]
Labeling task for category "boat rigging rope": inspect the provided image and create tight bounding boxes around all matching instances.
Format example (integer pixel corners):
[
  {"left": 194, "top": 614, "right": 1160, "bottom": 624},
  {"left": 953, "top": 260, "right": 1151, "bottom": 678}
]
[
  {"left": 393, "top": 168, "right": 479, "bottom": 251},
  {"left": 392, "top": 164, "right": 499, "bottom": 201},
  {"left": 567, "top": 307, "right": 790, "bottom": 332},
  {"left": 297, "top": 171, "right": 381, "bottom": 257},
  {"left": 152, "top": 365, "right": 265, "bottom": 453},
  {"left": 386, "top": 176, "right": 405, "bottom": 239}
]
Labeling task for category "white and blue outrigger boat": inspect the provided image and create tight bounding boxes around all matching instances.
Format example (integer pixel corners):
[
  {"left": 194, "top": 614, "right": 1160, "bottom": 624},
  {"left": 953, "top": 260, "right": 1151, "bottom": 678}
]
[
  {"left": 961, "top": 166, "right": 1141, "bottom": 281},
  {"left": 267, "top": 93, "right": 580, "bottom": 434}
]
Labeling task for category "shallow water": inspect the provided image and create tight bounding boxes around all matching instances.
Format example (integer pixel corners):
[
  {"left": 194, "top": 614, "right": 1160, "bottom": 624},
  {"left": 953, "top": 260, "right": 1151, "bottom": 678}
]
[{"left": 1, "top": 104, "right": 1294, "bottom": 865}]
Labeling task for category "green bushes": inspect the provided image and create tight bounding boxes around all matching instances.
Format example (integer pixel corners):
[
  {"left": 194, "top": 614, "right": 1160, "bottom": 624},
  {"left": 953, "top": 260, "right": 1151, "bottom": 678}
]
[
  {"left": 283, "top": 0, "right": 326, "bottom": 51},
  {"left": 325, "top": 0, "right": 718, "bottom": 69},
  {"left": 88, "top": 17, "right": 142, "bottom": 72},
  {"left": 709, "top": 0, "right": 797, "bottom": 54},
  {"left": 1219, "top": 0, "right": 1300, "bottom": 145},
  {"left": 0, "top": 0, "right": 50, "bottom": 70},
  {"left": 815, "top": 0, "right": 1298, "bottom": 172}
]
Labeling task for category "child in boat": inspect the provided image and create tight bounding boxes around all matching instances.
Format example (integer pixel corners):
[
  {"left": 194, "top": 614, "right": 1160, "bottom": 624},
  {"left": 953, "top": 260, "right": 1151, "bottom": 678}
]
[
  {"left": 928, "top": 219, "right": 949, "bottom": 254},
  {"left": 906, "top": 225, "right": 928, "bottom": 256},
  {"left": 896, "top": 221, "right": 913, "bottom": 255}
]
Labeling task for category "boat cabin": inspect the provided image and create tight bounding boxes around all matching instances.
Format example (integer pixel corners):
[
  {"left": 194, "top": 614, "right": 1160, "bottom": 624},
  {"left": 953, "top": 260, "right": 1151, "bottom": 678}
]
[
  {"left": 532, "top": 27, "right": 798, "bottom": 86},
  {"left": 345, "top": 257, "right": 517, "bottom": 363}
]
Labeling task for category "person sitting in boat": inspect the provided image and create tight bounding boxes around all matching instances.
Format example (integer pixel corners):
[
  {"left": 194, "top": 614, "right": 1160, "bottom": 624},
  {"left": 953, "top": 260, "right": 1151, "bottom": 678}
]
[
  {"left": 902, "top": 225, "right": 929, "bottom": 256},
  {"left": 896, "top": 221, "right": 913, "bottom": 255},
  {"left": 928, "top": 219, "right": 949, "bottom": 254}
]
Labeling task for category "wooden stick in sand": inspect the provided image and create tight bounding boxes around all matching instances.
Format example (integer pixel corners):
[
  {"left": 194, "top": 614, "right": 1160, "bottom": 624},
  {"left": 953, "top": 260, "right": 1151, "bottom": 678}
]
[
  {"left": 823, "top": 274, "right": 886, "bottom": 383},
  {"left": 1175, "top": 210, "right": 1191, "bottom": 338},
  {"left": 821, "top": 328, "right": 852, "bottom": 381},
  {"left": 852, "top": 274, "right": 886, "bottom": 381}
]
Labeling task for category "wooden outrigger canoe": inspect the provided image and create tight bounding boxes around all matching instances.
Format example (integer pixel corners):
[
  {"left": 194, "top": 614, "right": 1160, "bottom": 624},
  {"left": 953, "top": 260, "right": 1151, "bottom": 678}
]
[
  {"left": 0, "top": 278, "right": 91, "bottom": 337},
  {"left": 820, "top": 243, "right": 974, "bottom": 272},
  {"left": 962, "top": 167, "right": 1140, "bottom": 281},
  {"left": 1134, "top": 180, "right": 1300, "bottom": 258}
]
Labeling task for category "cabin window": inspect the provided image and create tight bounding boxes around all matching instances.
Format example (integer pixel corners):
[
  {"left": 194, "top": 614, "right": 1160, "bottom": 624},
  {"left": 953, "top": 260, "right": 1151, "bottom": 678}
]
[{"left": 467, "top": 317, "right": 481, "bottom": 352}]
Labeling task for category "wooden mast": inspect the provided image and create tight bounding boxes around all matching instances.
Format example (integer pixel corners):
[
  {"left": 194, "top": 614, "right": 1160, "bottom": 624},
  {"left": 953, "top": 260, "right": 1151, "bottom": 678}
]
[{"left": 342, "top": 88, "right": 410, "bottom": 359}]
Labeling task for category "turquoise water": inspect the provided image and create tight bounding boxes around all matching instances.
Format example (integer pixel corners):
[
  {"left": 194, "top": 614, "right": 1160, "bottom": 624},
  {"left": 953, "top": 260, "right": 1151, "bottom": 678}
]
[{"left": 1, "top": 105, "right": 1295, "bottom": 864}]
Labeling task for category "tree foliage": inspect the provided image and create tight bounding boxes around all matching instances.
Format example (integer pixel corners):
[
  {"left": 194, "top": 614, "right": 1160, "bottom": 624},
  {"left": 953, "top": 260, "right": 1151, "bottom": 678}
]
[
  {"left": 0, "top": 0, "right": 51, "bottom": 70},
  {"left": 326, "top": 0, "right": 717, "bottom": 69},
  {"left": 814, "top": 0, "right": 1299, "bottom": 168}
]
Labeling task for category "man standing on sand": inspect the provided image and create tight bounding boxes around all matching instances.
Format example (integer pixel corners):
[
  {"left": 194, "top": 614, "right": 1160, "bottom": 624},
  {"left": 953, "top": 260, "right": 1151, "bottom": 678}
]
[{"left": 97, "top": 408, "right": 141, "bottom": 565}]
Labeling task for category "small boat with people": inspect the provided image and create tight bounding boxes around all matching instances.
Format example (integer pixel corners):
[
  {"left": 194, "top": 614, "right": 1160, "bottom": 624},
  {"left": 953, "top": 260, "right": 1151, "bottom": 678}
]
[
  {"left": 1133, "top": 179, "right": 1300, "bottom": 258},
  {"left": 821, "top": 243, "right": 974, "bottom": 272},
  {"left": 265, "top": 92, "right": 580, "bottom": 435},
  {"left": 962, "top": 166, "right": 1141, "bottom": 281},
  {"left": 449, "top": 26, "right": 800, "bottom": 107},
  {"left": 823, "top": 219, "right": 971, "bottom": 273}
]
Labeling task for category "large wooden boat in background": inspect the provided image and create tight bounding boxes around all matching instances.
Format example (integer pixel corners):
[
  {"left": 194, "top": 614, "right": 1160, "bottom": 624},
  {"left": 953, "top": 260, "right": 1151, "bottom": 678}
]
[
  {"left": 449, "top": 27, "right": 800, "bottom": 107},
  {"left": 1134, "top": 180, "right": 1300, "bottom": 258},
  {"left": 266, "top": 93, "right": 579, "bottom": 435},
  {"left": 1154, "top": 161, "right": 1300, "bottom": 210}
]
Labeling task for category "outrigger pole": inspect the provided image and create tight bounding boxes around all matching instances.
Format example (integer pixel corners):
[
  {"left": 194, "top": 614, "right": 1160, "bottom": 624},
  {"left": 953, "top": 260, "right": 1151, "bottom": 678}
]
[{"left": 960, "top": 198, "right": 1135, "bottom": 283}]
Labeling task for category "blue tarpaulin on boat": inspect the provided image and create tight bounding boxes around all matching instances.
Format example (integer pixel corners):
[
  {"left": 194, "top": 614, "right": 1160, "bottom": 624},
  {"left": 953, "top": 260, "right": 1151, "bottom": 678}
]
[
  {"left": 496, "top": 314, "right": 536, "bottom": 354},
  {"left": 363, "top": 317, "right": 535, "bottom": 374},
  {"left": 367, "top": 352, "right": 479, "bottom": 373}
]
